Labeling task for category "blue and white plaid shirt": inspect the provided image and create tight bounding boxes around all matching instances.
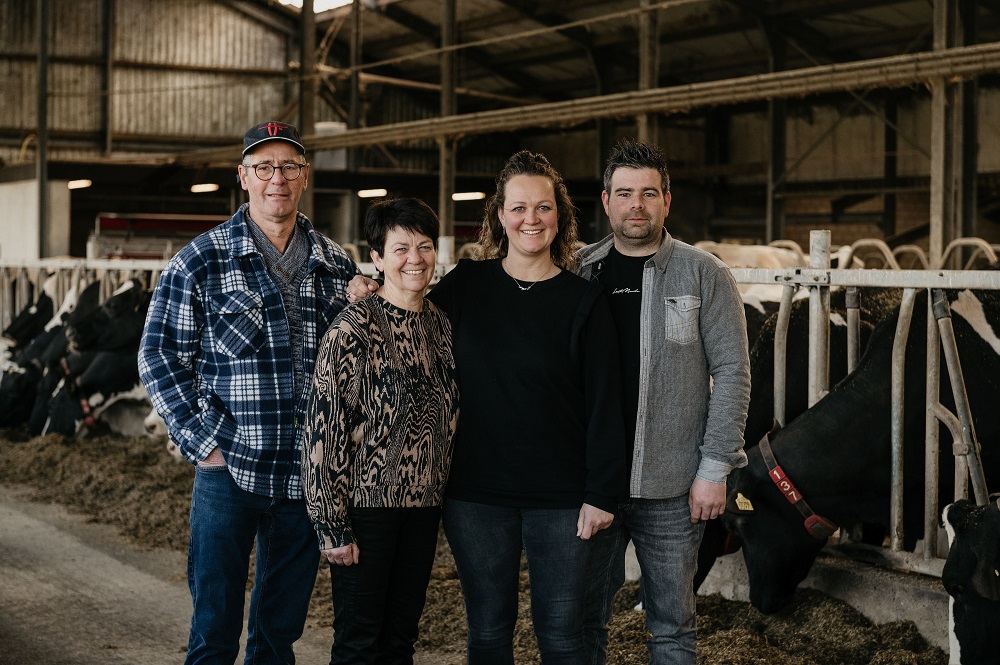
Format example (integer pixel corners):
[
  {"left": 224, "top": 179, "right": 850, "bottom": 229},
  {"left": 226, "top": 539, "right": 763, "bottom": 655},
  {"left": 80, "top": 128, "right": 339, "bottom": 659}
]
[{"left": 139, "top": 204, "right": 358, "bottom": 498}]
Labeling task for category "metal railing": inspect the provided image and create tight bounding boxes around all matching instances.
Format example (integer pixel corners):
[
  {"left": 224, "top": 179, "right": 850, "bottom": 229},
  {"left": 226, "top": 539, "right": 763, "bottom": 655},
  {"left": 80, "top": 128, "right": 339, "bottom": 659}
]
[
  {"left": 3, "top": 235, "right": 998, "bottom": 582},
  {"left": 730, "top": 233, "right": 1000, "bottom": 579}
]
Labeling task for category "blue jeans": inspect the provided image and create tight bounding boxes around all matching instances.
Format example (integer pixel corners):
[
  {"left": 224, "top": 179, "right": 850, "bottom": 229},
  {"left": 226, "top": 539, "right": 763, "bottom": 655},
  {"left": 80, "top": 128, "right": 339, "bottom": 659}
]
[
  {"left": 186, "top": 465, "right": 319, "bottom": 665},
  {"left": 583, "top": 496, "right": 704, "bottom": 665},
  {"left": 442, "top": 499, "right": 589, "bottom": 665},
  {"left": 329, "top": 506, "right": 442, "bottom": 665}
]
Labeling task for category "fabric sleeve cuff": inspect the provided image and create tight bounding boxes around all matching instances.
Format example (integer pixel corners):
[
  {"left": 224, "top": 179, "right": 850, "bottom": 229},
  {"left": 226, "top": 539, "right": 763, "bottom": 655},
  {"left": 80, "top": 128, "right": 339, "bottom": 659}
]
[
  {"left": 314, "top": 521, "right": 354, "bottom": 550},
  {"left": 695, "top": 458, "right": 732, "bottom": 485},
  {"left": 584, "top": 492, "right": 618, "bottom": 516}
]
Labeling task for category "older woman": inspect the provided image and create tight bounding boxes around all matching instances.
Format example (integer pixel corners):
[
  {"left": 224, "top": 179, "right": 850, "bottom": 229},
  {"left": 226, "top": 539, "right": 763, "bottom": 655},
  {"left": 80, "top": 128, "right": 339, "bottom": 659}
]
[
  {"left": 302, "top": 197, "right": 459, "bottom": 664},
  {"left": 431, "top": 151, "right": 625, "bottom": 663}
]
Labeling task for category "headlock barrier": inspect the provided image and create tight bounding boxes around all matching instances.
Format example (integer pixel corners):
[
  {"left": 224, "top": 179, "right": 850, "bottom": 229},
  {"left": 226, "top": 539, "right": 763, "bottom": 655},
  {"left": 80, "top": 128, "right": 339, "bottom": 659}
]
[{"left": 3, "top": 235, "right": 1000, "bottom": 585}]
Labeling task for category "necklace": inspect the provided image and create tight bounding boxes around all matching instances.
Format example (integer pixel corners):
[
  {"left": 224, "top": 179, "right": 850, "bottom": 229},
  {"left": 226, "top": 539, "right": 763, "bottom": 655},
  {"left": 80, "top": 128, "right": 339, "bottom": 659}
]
[
  {"left": 510, "top": 275, "right": 537, "bottom": 292},
  {"left": 503, "top": 258, "right": 551, "bottom": 292}
]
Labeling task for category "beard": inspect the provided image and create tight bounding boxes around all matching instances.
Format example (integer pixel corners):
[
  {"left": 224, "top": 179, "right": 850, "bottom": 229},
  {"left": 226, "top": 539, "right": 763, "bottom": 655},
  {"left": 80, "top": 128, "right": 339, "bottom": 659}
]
[{"left": 613, "top": 215, "right": 658, "bottom": 240}]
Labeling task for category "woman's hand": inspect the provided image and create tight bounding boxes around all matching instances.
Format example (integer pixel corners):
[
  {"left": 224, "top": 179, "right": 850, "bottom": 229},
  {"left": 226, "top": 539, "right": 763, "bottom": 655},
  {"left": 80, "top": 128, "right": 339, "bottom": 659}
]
[
  {"left": 322, "top": 542, "right": 360, "bottom": 566},
  {"left": 346, "top": 275, "right": 380, "bottom": 303},
  {"left": 577, "top": 503, "right": 614, "bottom": 540}
]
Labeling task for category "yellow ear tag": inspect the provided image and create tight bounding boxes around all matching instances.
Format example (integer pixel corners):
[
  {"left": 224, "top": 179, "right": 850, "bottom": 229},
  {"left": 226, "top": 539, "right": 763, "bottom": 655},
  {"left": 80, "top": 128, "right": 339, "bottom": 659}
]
[{"left": 736, "top": 493, "right": 754, "bottom": 512}]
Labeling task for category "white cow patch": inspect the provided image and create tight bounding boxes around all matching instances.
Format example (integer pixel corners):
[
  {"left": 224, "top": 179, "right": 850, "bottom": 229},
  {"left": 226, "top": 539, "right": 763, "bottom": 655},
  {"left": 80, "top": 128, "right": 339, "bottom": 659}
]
[
  {"left": 740, "top": 284, "right": 807, "bottom": 313},
  {"left": 141, "top": 407, "right": 182, "bottom": 462},
  {"left": 112, "top": 280, "right": 136, "bottom": 297},
  {"left": 941, "top": 503, "right": 962, "bottom": 665},
  {"left": 143, "top": 408, "right": 168, "bottom": 436},
  {"left": 0, "top": 337, "right": 15, "bottom": 374},
  {"left": 45, "top": 282, "right": 82, "bottom": 331},
  {"left": 951, "top": 290, "right": 1000, "bottom": 357},
  {"left": 830, "top": 312, "right": 847, "bottom": 328}
]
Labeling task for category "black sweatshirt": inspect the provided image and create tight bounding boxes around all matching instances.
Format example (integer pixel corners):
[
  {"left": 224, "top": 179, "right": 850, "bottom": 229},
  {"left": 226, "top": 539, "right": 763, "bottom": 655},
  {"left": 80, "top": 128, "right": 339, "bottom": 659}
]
[{"left": 428, "top": 258, "right": 626, "bottom": 513}]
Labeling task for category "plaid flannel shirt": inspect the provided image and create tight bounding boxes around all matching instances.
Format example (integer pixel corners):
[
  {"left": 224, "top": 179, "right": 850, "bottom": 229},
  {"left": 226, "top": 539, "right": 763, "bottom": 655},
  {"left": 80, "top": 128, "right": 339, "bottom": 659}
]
[{"left": 138, "top": 204, "right": 358, "bottom": 498}]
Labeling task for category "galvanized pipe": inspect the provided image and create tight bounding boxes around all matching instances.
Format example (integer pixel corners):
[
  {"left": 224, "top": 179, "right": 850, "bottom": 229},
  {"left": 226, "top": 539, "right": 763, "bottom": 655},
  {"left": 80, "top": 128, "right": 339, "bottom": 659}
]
[
  {"left": 729, "top": 268, "right": 1000, "bottom": 290},
  {"left": 773, "top": 284, "right": 796, "bottom": 427},
  {"left": 846, "top": 286, "right": 860, "bottom": 374},
  {"left": 932, "top": 289, "right": 990, "bottom": 505},
  {"left": 890, "top": 288, "right": 918, "bottom": 551},
  {"left": 1, "top": 269, "right": 11, "bottom": 331},
  {"left": 808, "top": 231, "right": 831, "bottom": 406},
  {"left": 17, "top": 268, "right": 30, "bottom": 313},
  {"left": 938, "top": 237, "right": 999, "bottom": 269},
  {"left": 924, "top": 296, "right": 942, "bottom": 561}
]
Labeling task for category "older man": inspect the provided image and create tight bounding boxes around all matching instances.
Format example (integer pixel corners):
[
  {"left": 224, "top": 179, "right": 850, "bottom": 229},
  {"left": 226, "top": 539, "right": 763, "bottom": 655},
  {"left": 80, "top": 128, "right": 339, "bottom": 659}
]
[{"left": 139, "top": 121, "right": 358, "bottom": 665}]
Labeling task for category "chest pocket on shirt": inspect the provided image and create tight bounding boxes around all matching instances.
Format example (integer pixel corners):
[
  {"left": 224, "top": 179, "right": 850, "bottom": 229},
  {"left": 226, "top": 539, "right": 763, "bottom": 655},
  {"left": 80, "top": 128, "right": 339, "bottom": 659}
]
[
  {"left": 664, "top": 295, "right": 701, "bottom": 344},
  {"left": 211, "top": 291, "right": 266, "bottom": 358}
]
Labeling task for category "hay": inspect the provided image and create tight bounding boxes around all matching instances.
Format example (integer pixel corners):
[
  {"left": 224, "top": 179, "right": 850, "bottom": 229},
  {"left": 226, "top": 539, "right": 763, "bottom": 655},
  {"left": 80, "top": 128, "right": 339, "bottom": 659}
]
[{"left": 0, "top": 429, "right": 946, "bottom": 664}]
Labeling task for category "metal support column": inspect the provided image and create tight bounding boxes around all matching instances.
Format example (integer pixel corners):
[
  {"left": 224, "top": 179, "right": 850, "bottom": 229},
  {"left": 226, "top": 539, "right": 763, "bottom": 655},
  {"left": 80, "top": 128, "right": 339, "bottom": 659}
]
[
  {"left": 37, "top": 0, "right": 50, "bottom": 260},
  {"left": 959, "top": 0, "right": 978, "bottom": 241},
  {"left": 765, "top": 31, "right": 786, "bottom": 243},
  {"left": 347, "top": 0, "right": 362, "bottom": 242},
  {"left": 437, "top": 0, "right": 456, "bottom": 264},
  {"left": 636, "top": 0, "right": 659, "bottom": 145},
  {"left": 102, "top": 0, "right": 114, "bottom": 155},
  {"left": 299, "top": 0, "right": 316, "bottom": 220},
  {"left": 929, "top": 0, "right": 962, "bottom": 267},
  {"left": 883, "top": 97, "right": 897, "bottom": 237}
]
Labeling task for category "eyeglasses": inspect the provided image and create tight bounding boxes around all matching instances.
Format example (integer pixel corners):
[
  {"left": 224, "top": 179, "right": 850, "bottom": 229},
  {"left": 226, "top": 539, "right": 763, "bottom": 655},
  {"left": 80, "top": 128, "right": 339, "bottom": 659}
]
[{"left": 246, "top": 162, "right": 307, "bottom": 181}]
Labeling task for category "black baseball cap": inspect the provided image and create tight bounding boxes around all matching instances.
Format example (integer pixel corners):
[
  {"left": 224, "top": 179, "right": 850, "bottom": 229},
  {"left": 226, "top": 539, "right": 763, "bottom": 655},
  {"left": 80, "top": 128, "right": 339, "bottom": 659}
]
[{"left": 242, "top": 121, "right": 306, "bottom": 157}]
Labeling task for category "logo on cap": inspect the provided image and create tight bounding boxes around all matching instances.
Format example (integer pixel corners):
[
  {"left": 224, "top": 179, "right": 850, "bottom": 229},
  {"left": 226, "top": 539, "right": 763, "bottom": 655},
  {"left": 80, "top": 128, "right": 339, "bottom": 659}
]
[{"left": 262, "top": 122, "right": 288, "bottom": 137}]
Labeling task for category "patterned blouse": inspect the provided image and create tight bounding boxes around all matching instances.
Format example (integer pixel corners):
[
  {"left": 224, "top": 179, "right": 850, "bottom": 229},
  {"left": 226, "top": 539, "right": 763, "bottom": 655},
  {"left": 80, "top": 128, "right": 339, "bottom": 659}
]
[{"left": 302, "top": 295, "right": 459, "bottom": 550}]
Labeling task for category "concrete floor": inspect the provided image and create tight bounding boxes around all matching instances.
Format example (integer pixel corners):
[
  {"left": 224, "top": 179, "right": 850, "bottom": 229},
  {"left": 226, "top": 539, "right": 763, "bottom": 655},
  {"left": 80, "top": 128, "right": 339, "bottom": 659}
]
[{"left": 0, "top": 485, "right": 460, "bottom": 665}]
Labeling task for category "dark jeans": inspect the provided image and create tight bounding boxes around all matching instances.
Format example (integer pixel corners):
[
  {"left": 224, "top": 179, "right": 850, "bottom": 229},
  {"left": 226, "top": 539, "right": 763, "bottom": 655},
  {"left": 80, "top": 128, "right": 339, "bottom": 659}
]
[
  {"left": 185, "top": 465, "right": 318, "bottom": 665},
  {"left": 442, "top": 499, "right": 589, "bottom": 665},
  {"left": 329, "top": 506, "right": 442, "bottom": 665},
  {"left": 583, "top": 496, "right": 704, "bottom": 665}
]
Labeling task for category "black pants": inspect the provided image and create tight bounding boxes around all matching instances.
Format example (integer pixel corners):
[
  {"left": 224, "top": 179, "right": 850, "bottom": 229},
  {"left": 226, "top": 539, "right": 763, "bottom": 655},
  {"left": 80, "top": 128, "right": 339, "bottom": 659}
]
[{"left": 329, "top": 506, "right": 442, "bottom": 665}]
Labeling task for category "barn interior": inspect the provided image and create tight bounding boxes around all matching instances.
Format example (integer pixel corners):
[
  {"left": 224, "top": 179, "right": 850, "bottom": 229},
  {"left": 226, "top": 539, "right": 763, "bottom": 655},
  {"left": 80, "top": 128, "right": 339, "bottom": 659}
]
[
  {"left": 4, "top": 2, "right": 1000, "bottom": 662},
  {"left": 3, "top": 0, "right": 1000, "bottom": 263}
]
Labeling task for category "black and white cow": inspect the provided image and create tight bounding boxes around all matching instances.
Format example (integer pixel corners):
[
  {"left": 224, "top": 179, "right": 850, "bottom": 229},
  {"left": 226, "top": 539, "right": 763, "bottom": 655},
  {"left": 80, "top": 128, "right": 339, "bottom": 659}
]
[
  {"left": 943, "top": 497, "right": 1000, "bottom": 665},
  {"left": 0, "top": 289, "right": 95, "bottom": 429},
  {"left": 694, "top": 287, "right": 901, "bottom": 590},
  {"left": 44, "top": 350, "right": 142, "bottom": 436},
  {"left": 40, "top": 280, "right": 151, "bottom": 436},
  {"left": 12, "top": 282, "right": 105, "bottom": 433},
  {"left": 66, "top": 280, "right": 150, "bottom": 353},
  {"left": 1, "top": 274, "right": 52, "bottom": 369},
  {"left": 722, "top": 288, "right": 1000, "bottom": 614}
]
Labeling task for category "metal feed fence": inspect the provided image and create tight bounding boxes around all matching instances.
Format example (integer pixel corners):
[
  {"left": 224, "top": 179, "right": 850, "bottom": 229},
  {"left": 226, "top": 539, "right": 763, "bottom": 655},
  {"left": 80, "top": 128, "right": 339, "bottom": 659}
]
[{"left": 3, "top": 237, "right": 1000, "bottom": 581}]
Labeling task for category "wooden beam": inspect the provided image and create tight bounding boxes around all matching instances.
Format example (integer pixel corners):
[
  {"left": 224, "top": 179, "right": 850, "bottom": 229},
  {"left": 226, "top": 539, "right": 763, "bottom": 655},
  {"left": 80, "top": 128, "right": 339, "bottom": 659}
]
[{"left": 175, "top": 42, "right": 1000, "bottom": 164}]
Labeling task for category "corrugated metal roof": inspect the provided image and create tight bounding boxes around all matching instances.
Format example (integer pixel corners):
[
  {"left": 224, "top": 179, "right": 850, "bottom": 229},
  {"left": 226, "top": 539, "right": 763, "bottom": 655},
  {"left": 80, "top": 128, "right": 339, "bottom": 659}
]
[{"left": 2, "top": 0, "right": 999, "bottom": 167}]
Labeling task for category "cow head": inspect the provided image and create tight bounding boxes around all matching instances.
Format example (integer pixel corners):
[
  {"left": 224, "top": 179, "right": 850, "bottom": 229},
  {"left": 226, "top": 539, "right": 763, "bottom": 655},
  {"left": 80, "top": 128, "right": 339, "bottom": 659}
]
[
  {"left": 2, "top": 291, "right": 53, "bottom": 352},
  {"left": 943, "top": 498, "right": 1000, "bottom": 603},
  {"left": 942, "top": 498, "right": 1000, "bottom": 665},
  {"left": 722, "top": 463, "right": 829, "bottom": 613},
  {"left": 67, "top": 281, "right": 150, "bottom": 353}
]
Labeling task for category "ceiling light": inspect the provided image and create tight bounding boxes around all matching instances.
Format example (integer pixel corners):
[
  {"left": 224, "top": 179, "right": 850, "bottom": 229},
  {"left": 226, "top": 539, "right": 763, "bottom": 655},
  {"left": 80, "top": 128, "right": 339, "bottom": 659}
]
[
  {"left": 358, "top": 188, "right": 388, "bottom": 198},
  {"left": 452, "top": 191, "right": 486, "bottom": 201},
  {"left": 279, "top": 0, "right": 352, "bottom": 12},
  {"left": 67, "top": 179, "right": 92, "bottom": 190},
  {"left": 190, "top": 183, "right": 220, "bottom": 193}
]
